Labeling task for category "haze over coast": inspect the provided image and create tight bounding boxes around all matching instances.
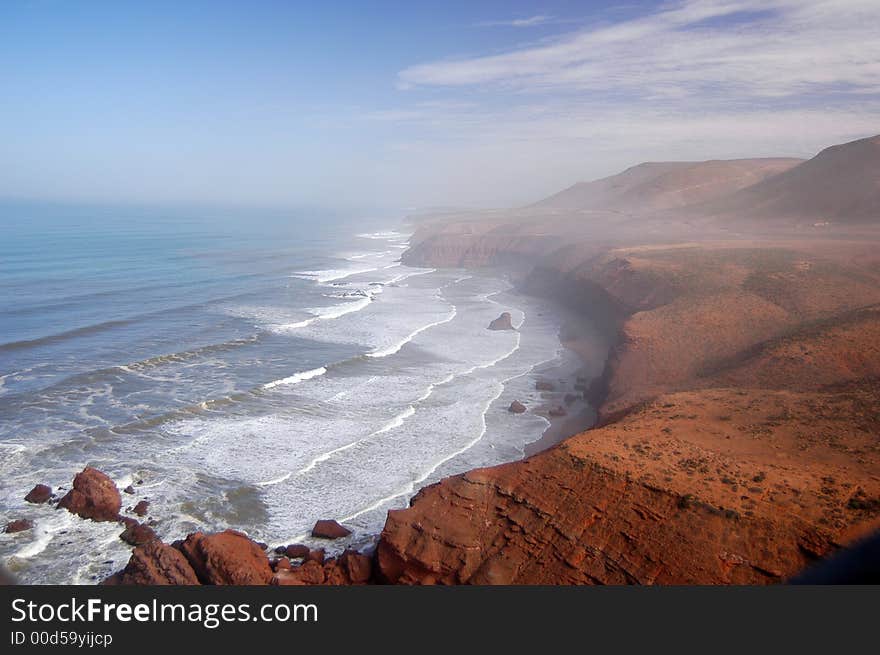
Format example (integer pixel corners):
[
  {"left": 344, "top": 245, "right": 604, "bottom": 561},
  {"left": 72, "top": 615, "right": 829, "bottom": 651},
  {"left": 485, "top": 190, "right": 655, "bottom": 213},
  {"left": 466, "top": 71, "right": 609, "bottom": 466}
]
[
  {"left": 2, "top": 0, "right": 880, "bottom": 586},
  {"left": 5, "top": 132, "right": 879, "bottom": 585}
]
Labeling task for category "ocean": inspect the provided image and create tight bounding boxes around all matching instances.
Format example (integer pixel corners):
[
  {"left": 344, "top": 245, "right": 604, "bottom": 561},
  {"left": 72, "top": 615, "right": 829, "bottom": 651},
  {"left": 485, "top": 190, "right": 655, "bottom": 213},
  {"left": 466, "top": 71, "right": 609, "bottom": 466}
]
[{"left": 0, "top": 201, "right": 577, "bottom": 584}]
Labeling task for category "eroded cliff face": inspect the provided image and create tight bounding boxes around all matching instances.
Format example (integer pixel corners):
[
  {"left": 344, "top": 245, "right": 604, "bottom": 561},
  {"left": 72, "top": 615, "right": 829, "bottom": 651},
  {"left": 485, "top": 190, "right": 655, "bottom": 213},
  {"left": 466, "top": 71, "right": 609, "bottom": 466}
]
[
  {"left": 378, "top": 239, "right": 880, "bottom": 584},
  {"left": 525, "top": 244, "right": 880, "bottom": 419}
]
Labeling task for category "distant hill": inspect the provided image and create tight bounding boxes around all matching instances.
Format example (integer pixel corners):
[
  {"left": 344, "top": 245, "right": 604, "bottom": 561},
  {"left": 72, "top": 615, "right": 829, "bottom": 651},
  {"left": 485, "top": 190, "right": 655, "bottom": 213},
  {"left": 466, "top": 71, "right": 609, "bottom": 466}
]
[
  {"left": 696, "top": 135, "right": 880, "bottom": 223},
  {"left": 406, "top": 134, "right": 880, "bottom": 269},
  {"left": 531, "top": 158, "right": 803, "bottom": 214}
]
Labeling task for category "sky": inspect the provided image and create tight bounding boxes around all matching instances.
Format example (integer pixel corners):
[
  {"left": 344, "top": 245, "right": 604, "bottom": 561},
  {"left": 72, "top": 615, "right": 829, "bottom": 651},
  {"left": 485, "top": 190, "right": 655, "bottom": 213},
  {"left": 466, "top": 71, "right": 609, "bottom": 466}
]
[{"left": 1, "top": 0, "right": 879, "bottom": 212}]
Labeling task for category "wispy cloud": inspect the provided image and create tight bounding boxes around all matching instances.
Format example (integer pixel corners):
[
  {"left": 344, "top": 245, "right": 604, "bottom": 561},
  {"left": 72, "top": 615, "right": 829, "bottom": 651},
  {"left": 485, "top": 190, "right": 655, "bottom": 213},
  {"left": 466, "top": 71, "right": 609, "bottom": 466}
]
[
  {"left": 356, "top": 0, "right": 880, "bottom": 207},
  {"left": 476, "top": 15, "right": 556, "bottom": 28},
  {"left": 402, "top": 0, "right": 880, "bottom": 101}
]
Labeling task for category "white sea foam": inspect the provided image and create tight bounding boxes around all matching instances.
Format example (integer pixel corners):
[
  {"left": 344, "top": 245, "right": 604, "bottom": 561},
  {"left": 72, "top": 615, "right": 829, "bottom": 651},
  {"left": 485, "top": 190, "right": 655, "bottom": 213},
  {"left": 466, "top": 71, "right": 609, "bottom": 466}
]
[
  {"left": 290, "top": 266, "right": 379, "bottom": 283},
  {"left": 357, "top": 231, "right": 408, "bottom": 240},
  {"left": 266, "top": 299, "right": 523, "bottom": 494},
  {"left": 311, "top": 297, "right": 372, "bottom": 319},
  {"left": 0, "top": 443, "right": 29, "bottom": 456},
  {"left": 156, "top": 277, "right": 573, "bottom": 555},
  {"left": 386, "top": 268, "right": 435, "bottom": 285},
  {"left": 276, "top": 296, "right": 373, "bottom": 331},
  {"left": 279, "top": 318, "right": 315, "bottom": 329},
  {"left": 340, "top": 343, "right": 528, "bottom": 524},
  {"left": 326, "top": 289, "right": 370, "bottom": 299},
  {"left": 282, "top": 373, "right": 456, "bottom": 484},
  {"left": 137, "top": 478, "right": 166, "bottom": 490},
  {"left": 341, "top": 384, "right": 504, "bottom": 524},
  {"left": 12, "top": 511, "right": 75, "bottom": 560},
  {"left": 115, "top": 473, "right": 134, "bottom": 490},
  {"left": 293, "top": 403, "right": 418, "bottom": 478},
  {"left": 416, "top": 373, "right": 455, "bottom": 402},
  {"left": 347, "top": 249, "right": 393, "bottom": 259},
  {"left": 263, "top": 366, "right": 327, "bottom": 390},
  {"left": 257, "top": 472, "right": 292, "bottom": 487},
  {"left": 365, "top": 306, "right": 457, "bottom": 358},
  {"left": 276, "top": 369, "right": 457, "bottom": 484}
]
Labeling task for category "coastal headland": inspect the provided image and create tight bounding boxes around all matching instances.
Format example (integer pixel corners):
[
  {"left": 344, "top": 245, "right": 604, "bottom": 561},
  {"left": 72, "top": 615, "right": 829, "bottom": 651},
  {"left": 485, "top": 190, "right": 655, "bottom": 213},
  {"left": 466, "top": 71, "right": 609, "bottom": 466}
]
[{"left": 13, "top": 135, "right": 880, "bottom": 585}]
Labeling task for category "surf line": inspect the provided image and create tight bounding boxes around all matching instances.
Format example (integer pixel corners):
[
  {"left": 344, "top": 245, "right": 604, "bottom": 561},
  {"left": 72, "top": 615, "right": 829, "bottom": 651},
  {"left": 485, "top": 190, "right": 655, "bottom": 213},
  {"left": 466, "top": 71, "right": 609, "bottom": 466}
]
[
  {"left": 262, "top": 366, "right": 327, "bottom": 390},
  {"left": 112, "top": 363, "right": 330, "bottom": 438},
  {"left": 365, "top": 303, "right": 457, "bottom": 359},
  {"left": 257, "top": 371, "right": 458, "bottom": 488},
  {"left": 289, "top": 266, "right": 380, "bottom": 284},
  {"left": 338, "top": 330, "right": 526, "bottom": 522},
  {"left": 481, "top": 287, "right": 526, "bottom": 329},
  {"left": 340, "top": 376, "right": 510, "bottom": 524},
  {"left": 278, "top": 294, "right": 375, "bottom": 331},
  {"left": 121, "top": 309, "right": 469, "bottom": 442},
  {"left": 257, "top": 305, "right": 522, "bottom": 488},
  {"left": 386, "top": 268, "right": 435, "bottom": 285}
]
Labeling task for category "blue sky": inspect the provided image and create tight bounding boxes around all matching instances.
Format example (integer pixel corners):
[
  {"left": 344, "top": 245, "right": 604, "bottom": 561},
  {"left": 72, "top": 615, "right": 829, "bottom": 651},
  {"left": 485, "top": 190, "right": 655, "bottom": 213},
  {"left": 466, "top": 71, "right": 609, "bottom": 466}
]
[{"left": 2, "top": 0, "right": 878, "bottom": 211}]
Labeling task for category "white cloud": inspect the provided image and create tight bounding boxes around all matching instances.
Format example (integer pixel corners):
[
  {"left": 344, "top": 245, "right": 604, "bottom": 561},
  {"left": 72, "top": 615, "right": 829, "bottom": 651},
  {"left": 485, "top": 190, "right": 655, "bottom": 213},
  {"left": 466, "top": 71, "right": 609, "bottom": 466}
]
[
  {"left": 368, "top": 0, "right": 880, "bottom": 207},
  {"left": 476, "top": 15, "right": 556, "bottom": 28},
  {"left": 401, "top": 0, "right": 880, "bottom": 100}
]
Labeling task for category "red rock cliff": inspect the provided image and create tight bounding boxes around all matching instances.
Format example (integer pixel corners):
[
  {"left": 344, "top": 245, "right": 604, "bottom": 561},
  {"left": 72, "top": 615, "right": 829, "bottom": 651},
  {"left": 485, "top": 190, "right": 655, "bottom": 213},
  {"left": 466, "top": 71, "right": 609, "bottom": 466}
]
[{"left": 377, "top": 240, "right": 880, "bottom": 584}]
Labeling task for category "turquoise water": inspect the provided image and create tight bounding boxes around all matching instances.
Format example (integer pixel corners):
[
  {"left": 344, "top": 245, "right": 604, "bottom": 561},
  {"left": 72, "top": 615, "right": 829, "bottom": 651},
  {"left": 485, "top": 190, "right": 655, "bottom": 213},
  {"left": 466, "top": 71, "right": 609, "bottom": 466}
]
[{"left": 0, "top": 200, "right": 571, "bottom": 583}]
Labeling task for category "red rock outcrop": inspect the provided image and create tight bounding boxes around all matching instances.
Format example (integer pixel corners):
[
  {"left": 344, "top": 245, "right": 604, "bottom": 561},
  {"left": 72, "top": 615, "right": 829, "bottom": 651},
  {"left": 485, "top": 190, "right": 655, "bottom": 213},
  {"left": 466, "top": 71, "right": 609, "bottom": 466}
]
[
  {"left": 488, "top": 312, "right": 514, "bottom": 330},
  {"left": 311, "top": 519, "right": 351, "bottom": 539},
  {"left": 284, "top": 543, "right": 310, "bottom": 559},
  {"left": 104, "top": 540, "right": 200, "bottom": 585},
  {"left": 338, "top": 549, "right": 372, "bottom": 584},
  {"left": 24, "top": 484, "right": 52, "bottom": 504},
  {"left": 120, "top": 522, "right": 158, "bottom": 546},
  {"left": 105, "top": 525, "right": 377, "bottom": 586},
  {"left": 271, "top": 549, "right": 373, "bottom": 586},
  {"left": 377, "top": 385, "right": 879, "bottom": 584},
  {"left": 274, "top": 560, "right": 325, "bottom": 585},
  {"left": 305, "top": 548, "right": 325, "bottom": 564},
  {"left": 178, "top": 530, "right": 273, "bottom": 585},
  {"left": 5, "top": 519, "right": 33, "bottom": 533},
  {"left": 57, "top": 467, "right": 121, "bottom": 522},
  {"left": 133, "top": 500, "right": 149, "bottom": 517}
]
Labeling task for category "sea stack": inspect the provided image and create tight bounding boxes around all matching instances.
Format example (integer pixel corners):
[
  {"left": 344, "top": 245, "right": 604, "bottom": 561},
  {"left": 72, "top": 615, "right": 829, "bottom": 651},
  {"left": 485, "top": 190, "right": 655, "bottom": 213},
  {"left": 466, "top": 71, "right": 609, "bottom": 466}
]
[
  {"left": 508, "top": 400, "right": 527, "bottom": 414},
  {"left": 5, "top": 519, "right": 33, "bottom": 533},
  {"left": 57, "top": 467, "right": 122, "bottom": 522},
  {"left": 311, "top": 519, "right": 352, "bottom": 539},
  {"left": 487, "top": 312, "right": 514, "bottom": 330},
  {"left": 24, "top": 484, "right": 52, "bottom": 504}
]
